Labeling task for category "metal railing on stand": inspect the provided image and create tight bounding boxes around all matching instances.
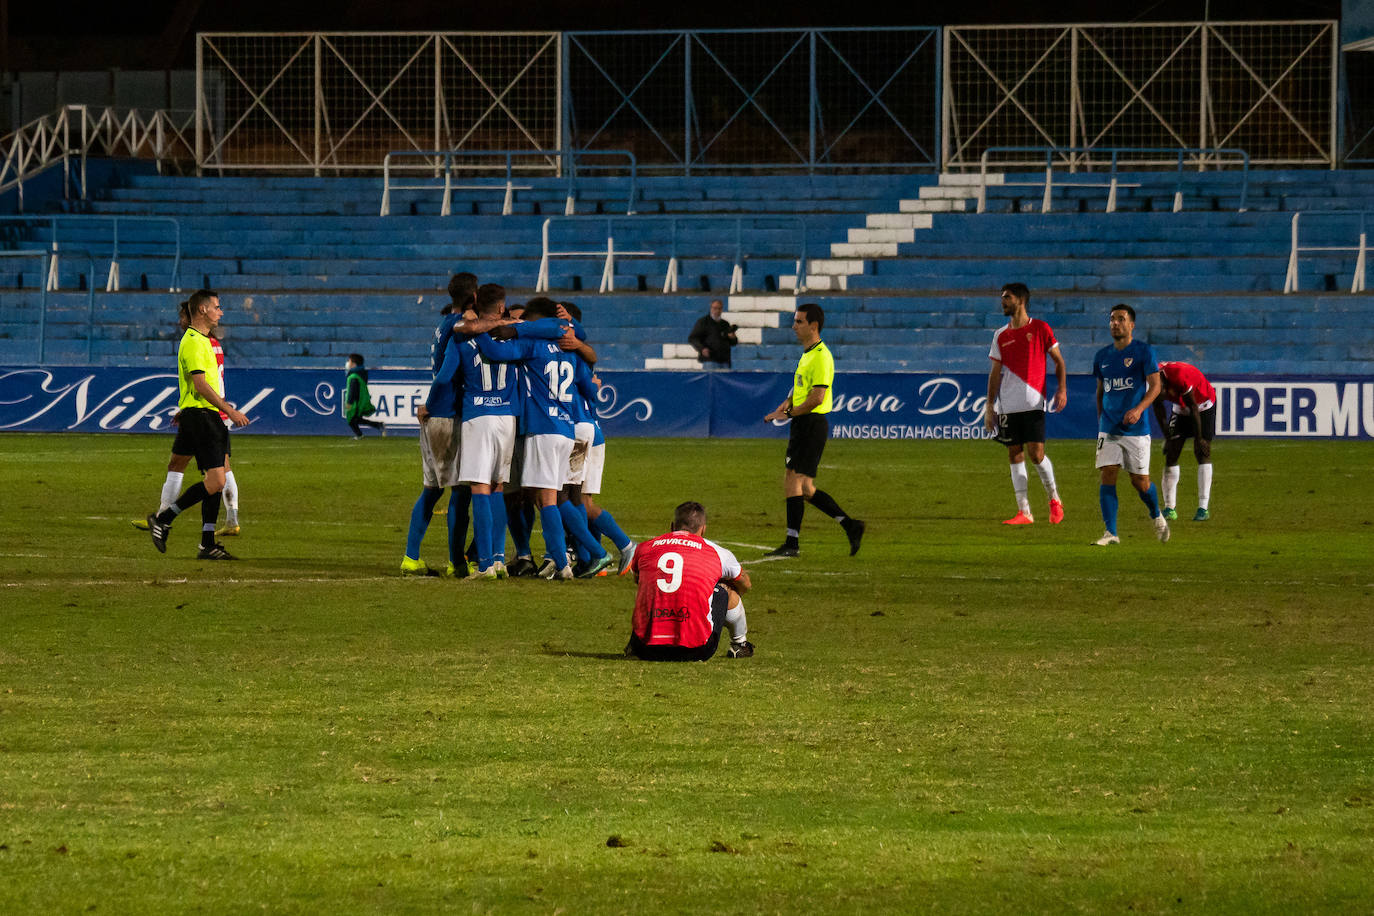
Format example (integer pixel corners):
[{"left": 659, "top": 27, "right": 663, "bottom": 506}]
[
  {"left": 0, "top": 214, "right": 182, "bottom": 292},
  {"left": 0, "top": 248, "right": 97, "bottom": 363},
  {"left": 1283, "top": 211, "right": 1374, "bottom": 293},
  {"left": 537, "top": 215, "right": 808, "bottom": 294},
  {"left": 0, "top": 105, "right": 197, "bottom": 211},
  {"left": 381, "top": 149, "right": 638, "bottom": 217},
  {"left": 976, "top": 146, "right": 1250, "bottom": 214}
]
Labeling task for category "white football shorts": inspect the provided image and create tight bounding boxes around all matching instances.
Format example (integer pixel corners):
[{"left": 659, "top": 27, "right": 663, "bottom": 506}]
[
  {"left": 1095, "top": 433, "right": 1152, "bottom": 476},
  {"left": 582, "top": 441, "right": 606, "bottom": 495},
  {"left": 566, "top": 421, "right": 596, "bottom": 485},
  {"left": 419, "top": 416, "right": 461, "bottom": 489},
  {"left": 459, "top": 414, "right": 517, "bottom": 485},
  {"left": 522, "top": 433, "right": 574, "bottom": 491}
]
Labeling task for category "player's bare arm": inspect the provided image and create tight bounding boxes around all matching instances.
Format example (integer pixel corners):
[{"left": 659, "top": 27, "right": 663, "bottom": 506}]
[
  {"left": 559, "top": 327, "right": 597, "bottom": 364},
  {"left": 458, "top": 314, "right": 512, "bottom": 337},
  {"left": 985, "top": 359, "right": 1003, "bottom": 431},
  {"left": 790, "top": 385, "right": 827, "bottom": 417},
  {"left": 1123, "top": 372, "right": 1162, "bottom": 427},
  {"left": 726, "top": 570, "right": 752, "bottom": 594},
  {"left": 764, "top": 397, "right": 793, "bottom": 422},
  {"left": 415, "top": 405, "right": 430, "bottom": 424},
  {"left": 1095, "top": 378, "right": 1104, "bottom": 418},
  {"left": 1049, "top": 346, "right": 1068, "bottom": 411},
  {"left": 191, "top": 372, "right": 251, "bottom": 427},
  {"left": 1151, "top": 396, "right": 1168, "bottom": 431}
]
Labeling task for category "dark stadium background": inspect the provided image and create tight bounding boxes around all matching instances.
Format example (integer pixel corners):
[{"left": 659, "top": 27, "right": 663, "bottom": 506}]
[{"left": 0, "top": 0, "right": 1344, "bottom": 72}]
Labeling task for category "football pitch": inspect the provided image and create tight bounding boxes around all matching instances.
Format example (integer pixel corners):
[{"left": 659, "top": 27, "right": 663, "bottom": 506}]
[{"left": 2, "top": 432, "right": 1372, "bottom": 913}]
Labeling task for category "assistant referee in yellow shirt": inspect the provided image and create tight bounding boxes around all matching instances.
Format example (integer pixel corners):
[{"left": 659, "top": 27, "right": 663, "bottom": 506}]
[{"left": 763, "top": 304, "right": 865, "bottom": 558}]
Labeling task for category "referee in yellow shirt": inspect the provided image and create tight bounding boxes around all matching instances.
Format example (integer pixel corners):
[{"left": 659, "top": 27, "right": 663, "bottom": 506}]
[
  {"left": 763, "top": 304, "right": 864, "bottom": 557},
  {"left": 145, "top": 290, "right": 251, "bottom": 559}
]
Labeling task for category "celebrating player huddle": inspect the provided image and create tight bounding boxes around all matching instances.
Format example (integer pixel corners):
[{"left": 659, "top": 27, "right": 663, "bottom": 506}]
[{"left": 405, "top": 277, "right": 631, "bottom": 582}]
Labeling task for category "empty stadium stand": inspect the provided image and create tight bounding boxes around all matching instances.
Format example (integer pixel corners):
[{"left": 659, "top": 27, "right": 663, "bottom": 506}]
[{"left": 4, "top": 167, "right": 1374, "bottom": 375}]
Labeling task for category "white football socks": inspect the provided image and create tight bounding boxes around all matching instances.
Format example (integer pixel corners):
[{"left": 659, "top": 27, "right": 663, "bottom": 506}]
[
  {"left": 1162, "top": 464, "right": 1181, "bottom": 509},
  {"left": 159, "top": 471, "right": 184, "bottom": 514},
  {"left": 223, "top": 470, "right": 239, "bottom": 525},
  {"left": 1198, "top": 463, "right": 1213, "bottom": 510},
  {"left": 1032, "top": 455, "right": 1059, "bottom": 501},
  {"left": 1009, "top": 462, "right": 1030, "bottom": 514},
  {"left": 726, "top": 598, "right": 748, "bottom": 643}
]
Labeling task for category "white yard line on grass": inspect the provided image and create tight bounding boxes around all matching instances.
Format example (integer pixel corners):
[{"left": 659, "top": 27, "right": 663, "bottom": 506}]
[{"left": 5, "top": 575, "right": 400, "bottom": 588}]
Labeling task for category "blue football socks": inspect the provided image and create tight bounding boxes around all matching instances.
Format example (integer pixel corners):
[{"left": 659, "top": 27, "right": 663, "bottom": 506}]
[
  {"left": 590, "top": 509, "right": 631, "bottom": 551},
  {"left": 539, "top": 503, "right": 569, "bottom": 570},
  {"left": 1099, "top": 484, "right": 1119, "bottom": 536},
  {"left": 1138, "top": 482, "right": 1162, "bottom": 519},
  {"left": 406, "top": 487, "right": 444, "bottom": 559},
  {"left": 559, "top": 501, "right": 607, "bottom": 561},
  {"left": 471, "top": 494, "right": 493, "bottom": 570},
  {"left": 507, "top": 495, "right": 532, "bottom": 558},
  {"left": 488, "top": 493, "right": 508, "bottom": 563},
  {"left": 447, "top": 486, "right": 471, "bottom": 567}
]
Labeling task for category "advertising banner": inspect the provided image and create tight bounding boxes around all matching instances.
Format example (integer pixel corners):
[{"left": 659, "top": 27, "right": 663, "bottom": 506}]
[{"left": 1, "top": 366, "right": 1370, "bottom": 440}]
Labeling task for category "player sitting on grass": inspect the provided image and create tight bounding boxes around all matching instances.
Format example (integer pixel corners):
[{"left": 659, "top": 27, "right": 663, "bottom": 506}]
[{"left": 627, "top": 500, "right": 754, "bottom": 661}]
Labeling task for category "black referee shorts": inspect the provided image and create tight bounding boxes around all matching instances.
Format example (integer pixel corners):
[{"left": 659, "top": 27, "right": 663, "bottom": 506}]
[
  {"left": 171, "top": 407, "right": 230, "bottom": 472},
  {"left": 784, "top": 413, "right": 828, "bottom": 478},
  {"left": 628, "top": 585, "right": 728, "bottom": 662}
]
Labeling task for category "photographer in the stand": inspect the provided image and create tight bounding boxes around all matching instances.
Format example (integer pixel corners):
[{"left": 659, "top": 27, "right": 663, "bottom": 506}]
[{"left": 688, "top": 298, "right": 739, "bottom": 369}]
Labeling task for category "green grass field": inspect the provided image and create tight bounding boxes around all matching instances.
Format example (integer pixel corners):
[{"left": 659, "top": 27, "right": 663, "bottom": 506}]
[{"left": 2, "top": 432, "right": 1372, "bottom": 913}]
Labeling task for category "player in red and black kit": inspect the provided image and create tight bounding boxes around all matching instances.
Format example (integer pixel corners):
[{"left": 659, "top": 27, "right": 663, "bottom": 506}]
[
  {"left": 628, "top": 501, "right": 754, "bottom": 661},
  {"left": 1151, "top": 360, "right": 1217, "bottom": 522}
]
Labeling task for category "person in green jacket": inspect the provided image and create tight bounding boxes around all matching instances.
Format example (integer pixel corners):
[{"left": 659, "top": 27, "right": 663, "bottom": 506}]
[{"left": 345, "top": 354, "right": 386, "bottom": 439}]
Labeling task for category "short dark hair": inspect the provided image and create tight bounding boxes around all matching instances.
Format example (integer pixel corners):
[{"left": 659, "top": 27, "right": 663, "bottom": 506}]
[
  {"left": 447, "top": 272, "right": 478, "bottom": 308},
  {"left": 348, "top": 353, "right": 365, "bottom": 366},
  {"left": 522, "top": 297, "right": 556, "bottom": 320},
  {"left": 672, "top": 501, "right": 707, "bottom": 533},
  {"left": 476, "top": 283, "right": 506, "bottom": 315},
  {"left": 188, "top": 289, "right": 218, "bottom": 315},
  {"left": 1111, "top": 303, "right": 1137, "bottom": 321},
  {"left": 797, "top": 302, "right": 824, "bottom": 332},
  {"left": 1001, "top": 282, "right": 1030, "bottom": 302},
  {"left": 561, "top": 302, "right": 582, "bottom": 322}
]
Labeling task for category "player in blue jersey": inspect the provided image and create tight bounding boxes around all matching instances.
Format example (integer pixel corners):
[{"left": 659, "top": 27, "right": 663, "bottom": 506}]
[
  {"left": 402, "top": 272, "right": 488, "bottom": 577},
  {"left": 431, "top": 273, "right": 476, "bottom": 374},
  {"left": 457, "top": 283, "right": 523, "bottom": 579},
  {"left": 559, "top": 303, "right": 634, "bottom": 575},
  {"left": 476, "top": 298, "right": 612, "bottom": 579},
  {"left": 1091, "top": 304, "right": 1169, "bottom": 546}
]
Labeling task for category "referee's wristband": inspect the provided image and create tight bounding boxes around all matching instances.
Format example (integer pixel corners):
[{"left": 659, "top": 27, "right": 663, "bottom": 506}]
[{"left": 783, "top": 404, "right": 793, "bottom": 417}]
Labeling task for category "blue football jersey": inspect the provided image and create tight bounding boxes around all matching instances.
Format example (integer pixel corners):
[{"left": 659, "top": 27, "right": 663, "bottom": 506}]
[
  {"left": 422, "top": 334, "right": 464, "bottom": 419},
  {"left": 430, "top": 312, "right": 460, "bottom": 376},
  {"left": 495, "top": 337, "right": 575, "bottom": 438},
  {"left": 568, "top": 354, "right": 598, "bottom": 426},
  {"left": 460, "top": 336, "right": 520, "bottom": 418},
  {"left": 1093, "top": 339, "right": 1159, "bottom": 435}
]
